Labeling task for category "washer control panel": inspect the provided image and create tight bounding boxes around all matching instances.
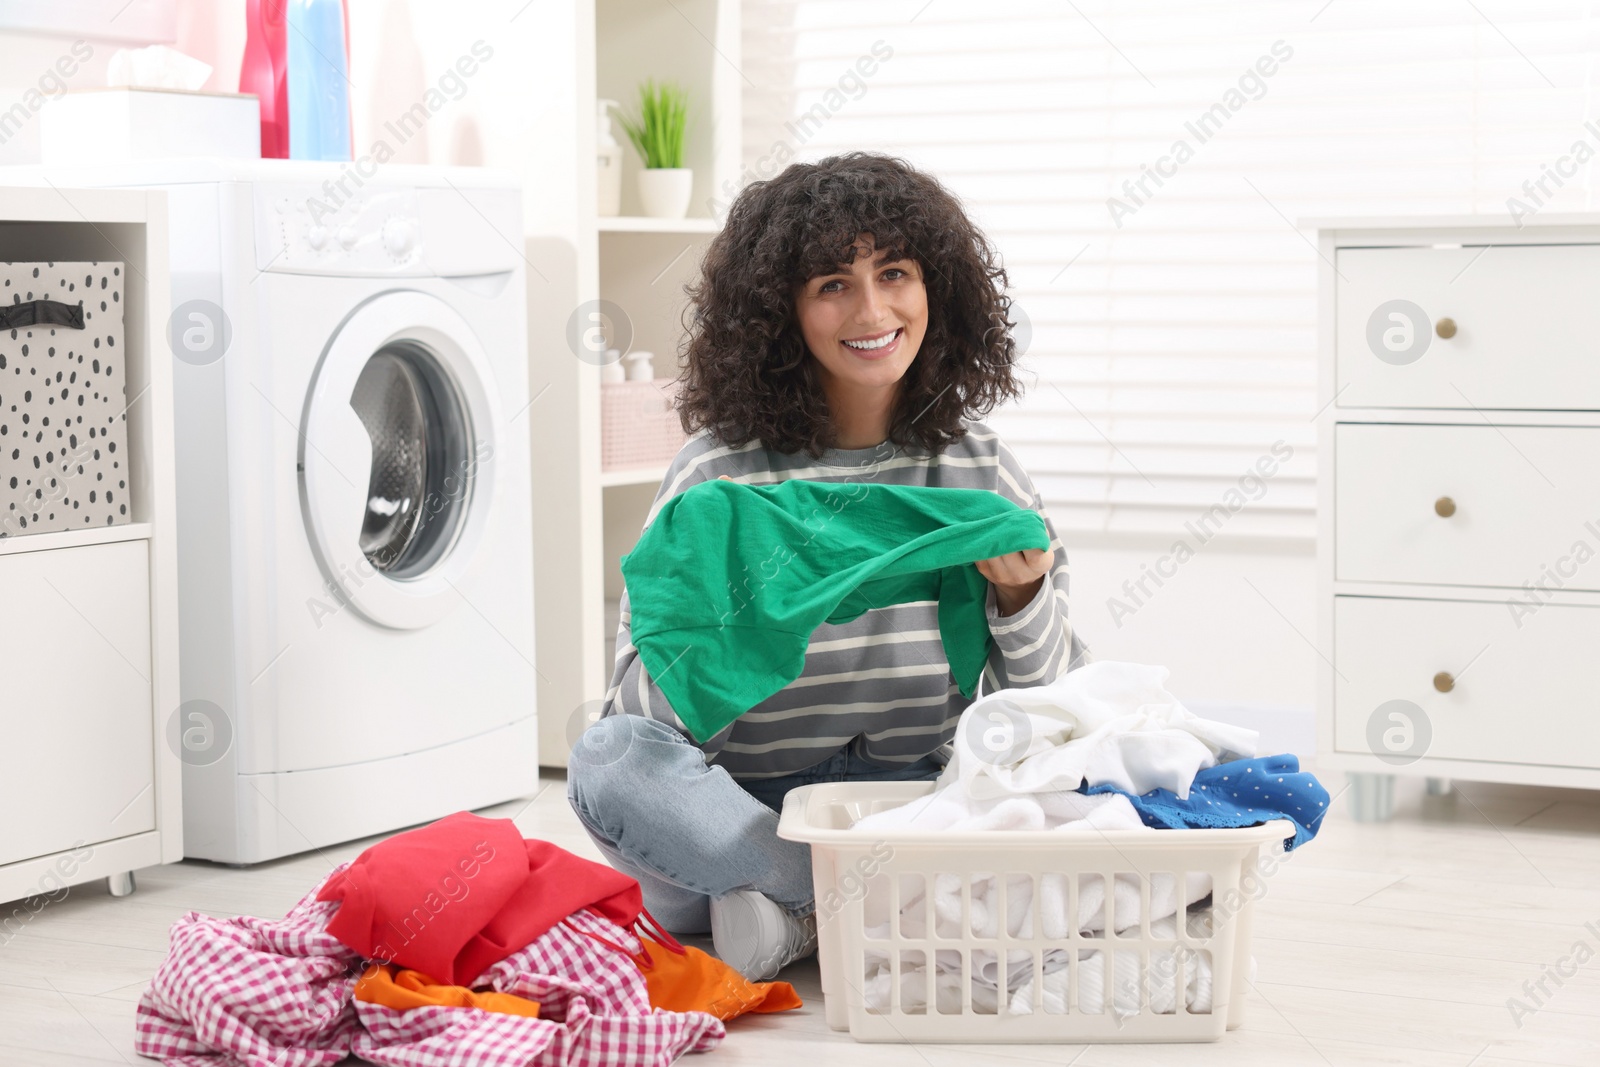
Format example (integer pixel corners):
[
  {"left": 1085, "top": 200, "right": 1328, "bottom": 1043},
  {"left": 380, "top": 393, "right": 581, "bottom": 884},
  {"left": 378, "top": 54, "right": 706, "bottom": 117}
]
[{"left": 254, "top": 184, "right": 425, "bottom": 275}]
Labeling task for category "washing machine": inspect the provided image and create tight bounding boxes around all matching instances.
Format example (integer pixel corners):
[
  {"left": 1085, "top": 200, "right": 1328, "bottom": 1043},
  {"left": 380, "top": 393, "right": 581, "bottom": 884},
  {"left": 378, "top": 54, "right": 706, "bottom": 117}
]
[{"left": 49, "top": 160, "right": 539, "bottom": 862}]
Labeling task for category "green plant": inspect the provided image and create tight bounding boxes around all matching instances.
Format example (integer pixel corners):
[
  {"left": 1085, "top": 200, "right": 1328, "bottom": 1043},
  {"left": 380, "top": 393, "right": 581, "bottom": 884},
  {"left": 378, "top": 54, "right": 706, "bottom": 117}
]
[{"left": 617, "top": 80, "right": 689, "bottom": 169}]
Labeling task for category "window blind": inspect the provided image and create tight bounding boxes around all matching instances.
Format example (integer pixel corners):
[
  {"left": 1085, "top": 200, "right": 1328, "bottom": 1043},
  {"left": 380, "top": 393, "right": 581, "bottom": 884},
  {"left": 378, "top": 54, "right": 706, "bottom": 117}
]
[{"left": 740, "top": 0, "right": 1600, "bottom": 540}]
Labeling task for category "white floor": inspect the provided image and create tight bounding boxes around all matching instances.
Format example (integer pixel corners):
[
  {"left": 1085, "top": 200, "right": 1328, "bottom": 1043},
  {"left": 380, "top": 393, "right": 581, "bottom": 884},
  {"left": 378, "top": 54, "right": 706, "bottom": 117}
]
[{"left": 3, "top": 763, "right": 1598, "bottom": 1066}]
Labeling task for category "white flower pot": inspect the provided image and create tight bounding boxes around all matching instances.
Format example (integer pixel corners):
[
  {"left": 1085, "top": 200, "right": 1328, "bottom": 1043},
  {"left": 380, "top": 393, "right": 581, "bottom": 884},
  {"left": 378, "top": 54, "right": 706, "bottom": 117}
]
[{"left": 637, "top": 167, "right": 693, "bottom": 219}]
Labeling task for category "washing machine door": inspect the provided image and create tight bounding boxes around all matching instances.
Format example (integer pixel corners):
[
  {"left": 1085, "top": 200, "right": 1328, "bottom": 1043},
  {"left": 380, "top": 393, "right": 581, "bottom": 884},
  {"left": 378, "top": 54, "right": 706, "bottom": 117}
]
[{"left": 300, "top": 291, "right": 502, "bottom": 630}]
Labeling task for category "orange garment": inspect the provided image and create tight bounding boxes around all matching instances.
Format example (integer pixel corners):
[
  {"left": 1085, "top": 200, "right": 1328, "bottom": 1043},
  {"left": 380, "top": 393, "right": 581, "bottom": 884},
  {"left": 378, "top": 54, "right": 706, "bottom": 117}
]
[
  {"left": 353, "top": 963, "right": 541, "bottom": 1019},
  {"left": 631, "top": 936, "right": 802, "bottom": 1020}
]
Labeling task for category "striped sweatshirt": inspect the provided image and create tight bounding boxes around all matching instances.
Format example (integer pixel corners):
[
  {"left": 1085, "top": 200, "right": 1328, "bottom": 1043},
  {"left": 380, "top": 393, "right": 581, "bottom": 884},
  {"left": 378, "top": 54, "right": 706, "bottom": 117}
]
[{"left": 601, "top": 420, "right": 1091, "bottom": 780}]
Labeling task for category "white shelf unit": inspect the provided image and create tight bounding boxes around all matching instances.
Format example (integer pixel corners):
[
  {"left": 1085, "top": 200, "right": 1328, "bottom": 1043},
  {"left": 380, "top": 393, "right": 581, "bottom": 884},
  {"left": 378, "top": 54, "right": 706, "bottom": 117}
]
[
  {"left": 0, "top": 522, "right": 154, "bottom": 557},
  {"left": 597, "top": 216, "right": 722, "bottom": 234},
  {"left": 597, "top": 464, "right": 671, "bottom": 489},
  {"left": 0, "top": 185, "right": 181, "bottom": 903},
  {"left": 531, "top": 0, "right": 740, "bottom": 768}
]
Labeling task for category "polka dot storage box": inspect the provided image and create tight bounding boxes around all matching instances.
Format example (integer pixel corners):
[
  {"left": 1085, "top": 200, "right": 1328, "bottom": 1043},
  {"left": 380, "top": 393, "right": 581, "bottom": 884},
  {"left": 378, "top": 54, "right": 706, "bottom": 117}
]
[
  {"left": 777, "top": 781, "right": 1292, "bottom": 1043},
  {"left": 0, "top": 262, "right": 129, "bottom": 537}
]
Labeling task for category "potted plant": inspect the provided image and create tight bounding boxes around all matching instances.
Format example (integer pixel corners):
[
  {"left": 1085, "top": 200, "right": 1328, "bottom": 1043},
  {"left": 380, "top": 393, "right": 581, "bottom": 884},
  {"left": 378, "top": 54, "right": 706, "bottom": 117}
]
[{"left": 617, "top": 80, "right": 691, "bottom": 219}]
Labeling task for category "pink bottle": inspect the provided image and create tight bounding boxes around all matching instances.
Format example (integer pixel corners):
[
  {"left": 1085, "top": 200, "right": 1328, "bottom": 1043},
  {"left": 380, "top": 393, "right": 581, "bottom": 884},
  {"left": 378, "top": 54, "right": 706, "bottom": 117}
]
[{"left": 240, "top": 0, "right": 289, "bottom": 158}]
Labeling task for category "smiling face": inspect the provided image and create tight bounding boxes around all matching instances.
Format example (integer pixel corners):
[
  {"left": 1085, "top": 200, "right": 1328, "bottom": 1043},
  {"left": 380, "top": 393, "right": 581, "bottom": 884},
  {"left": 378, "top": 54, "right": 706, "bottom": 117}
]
[{"left": 794, "top": 236, "right": 928, "bottom": 401}]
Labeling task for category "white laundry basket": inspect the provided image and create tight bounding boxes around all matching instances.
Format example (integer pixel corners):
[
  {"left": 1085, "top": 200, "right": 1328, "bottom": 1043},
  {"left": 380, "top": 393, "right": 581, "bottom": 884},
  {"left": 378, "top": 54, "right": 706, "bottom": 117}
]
[{"left": 776, "top": 781, "right": 1291, "bottom": 1043}]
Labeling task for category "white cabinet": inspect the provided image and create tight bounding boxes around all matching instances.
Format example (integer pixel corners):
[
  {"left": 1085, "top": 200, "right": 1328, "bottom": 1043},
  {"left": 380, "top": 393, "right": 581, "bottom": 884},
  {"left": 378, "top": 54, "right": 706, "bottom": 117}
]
[
  {"left": 533, "top": 0, "right": 741, "bottom": 768},
  {"left": 0, "top": 541, "right": 155, "bottom": 867},
  {"left": 1314, "top": 214, "right": 1600, "bottom": 817},
  {"left": 0, "top": 187, "right": 181, "bottom": 902}
]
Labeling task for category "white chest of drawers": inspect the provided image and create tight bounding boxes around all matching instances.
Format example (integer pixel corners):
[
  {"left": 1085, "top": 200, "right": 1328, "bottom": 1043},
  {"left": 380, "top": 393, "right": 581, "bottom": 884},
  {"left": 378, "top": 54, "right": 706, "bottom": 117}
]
[{"left": 1313, "top": 214, "right": 1600, "bottom": 818}]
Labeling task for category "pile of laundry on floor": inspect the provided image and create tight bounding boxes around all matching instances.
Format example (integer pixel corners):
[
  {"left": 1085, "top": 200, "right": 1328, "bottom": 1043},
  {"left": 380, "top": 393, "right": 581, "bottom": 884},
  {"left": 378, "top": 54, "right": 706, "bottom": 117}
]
[
  {"left": 849, "top": 661, "right": 1329, "bottom": 1018},
  {"left": 135, "top": 812, "right": 800, "bottom": 1066}
]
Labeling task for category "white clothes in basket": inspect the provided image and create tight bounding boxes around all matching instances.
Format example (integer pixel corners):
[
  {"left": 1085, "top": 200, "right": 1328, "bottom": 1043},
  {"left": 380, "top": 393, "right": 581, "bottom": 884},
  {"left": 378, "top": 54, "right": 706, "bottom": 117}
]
[
  {"left": 860, "top": 866, "right": 1215, "bottom": 942},
  {"left": 851, "top": 781, "right": 1144, "bottom": 835},
  {"left": 852, "top": 661, "right": 1261, "bottom": 1019},
  {"left": 864, "top": 912, "right": 1239, "bottom": 1018},
  {"left": 859, "top": 865, "right": 1219, "bottom": 1018},
  {"left": 940, "top": 661, "right": 1258, "bottom": 801}
]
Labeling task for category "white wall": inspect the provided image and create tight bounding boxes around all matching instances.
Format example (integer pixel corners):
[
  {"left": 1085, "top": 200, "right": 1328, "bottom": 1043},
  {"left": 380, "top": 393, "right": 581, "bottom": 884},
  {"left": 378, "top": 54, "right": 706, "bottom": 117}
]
[
  {"left": 0, "top": 26, "right": 110, "bottom": 163},
  {"left": 1067, "top": 537, "right": 1315, "bottom": 712}
]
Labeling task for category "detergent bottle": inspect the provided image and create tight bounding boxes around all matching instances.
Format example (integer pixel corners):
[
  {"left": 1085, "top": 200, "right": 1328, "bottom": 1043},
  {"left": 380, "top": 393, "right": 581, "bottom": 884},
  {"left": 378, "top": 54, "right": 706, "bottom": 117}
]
[
  {"left": 597, "top": 99, "right": 623, "bottom": 216},
  {"left": 285, "top": 0, "right": 354, "bottom": 160},
  {"left": 239, "top": 0, "right": 289, "bottom": 157}
]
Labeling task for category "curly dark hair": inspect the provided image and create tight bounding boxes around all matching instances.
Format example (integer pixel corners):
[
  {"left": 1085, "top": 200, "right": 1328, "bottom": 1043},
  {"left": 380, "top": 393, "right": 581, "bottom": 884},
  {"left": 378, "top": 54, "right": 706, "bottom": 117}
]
[{"left": 675, "top": 151, "right": 1024, "bottom": 457}]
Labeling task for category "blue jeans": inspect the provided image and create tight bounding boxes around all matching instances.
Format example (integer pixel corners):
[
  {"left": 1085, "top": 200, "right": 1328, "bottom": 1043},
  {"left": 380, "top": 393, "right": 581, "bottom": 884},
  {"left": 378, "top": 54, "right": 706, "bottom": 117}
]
[{"left": 566, "top": 715, "right": 944, "bottom": 935}]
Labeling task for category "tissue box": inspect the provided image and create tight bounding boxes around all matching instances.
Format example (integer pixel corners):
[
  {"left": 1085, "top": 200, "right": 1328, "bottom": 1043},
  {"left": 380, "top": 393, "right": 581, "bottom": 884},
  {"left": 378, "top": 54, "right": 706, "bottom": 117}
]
[
  {"left": 40, "top": 88, "right": 260, "bottom": 165},
  {"left": 0, "top": 262, "right": 132, "bottom": 537}
]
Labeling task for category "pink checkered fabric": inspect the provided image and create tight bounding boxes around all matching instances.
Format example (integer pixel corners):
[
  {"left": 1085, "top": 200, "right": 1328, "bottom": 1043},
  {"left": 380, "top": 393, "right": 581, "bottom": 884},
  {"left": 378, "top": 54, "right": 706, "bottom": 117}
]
[{"left": 136, "top": 866, "right": 725, "bottom": 1067}]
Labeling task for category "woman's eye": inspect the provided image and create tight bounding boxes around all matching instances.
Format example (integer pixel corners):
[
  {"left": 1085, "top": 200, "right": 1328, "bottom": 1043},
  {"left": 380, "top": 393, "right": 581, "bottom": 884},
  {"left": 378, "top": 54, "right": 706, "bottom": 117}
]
[
  {"left": 819, "top": 280, "right": 843, "bottom": 293},
  {"left": 883, "top": 269, "right": 905, "bottom": 281}
]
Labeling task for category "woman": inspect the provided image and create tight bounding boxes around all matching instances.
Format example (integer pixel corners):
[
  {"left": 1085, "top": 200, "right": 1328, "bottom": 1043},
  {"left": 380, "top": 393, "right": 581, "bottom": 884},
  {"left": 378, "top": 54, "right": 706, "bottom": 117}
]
[{"left": 567, "top": 152, "right": 1089, "bottom": 981}]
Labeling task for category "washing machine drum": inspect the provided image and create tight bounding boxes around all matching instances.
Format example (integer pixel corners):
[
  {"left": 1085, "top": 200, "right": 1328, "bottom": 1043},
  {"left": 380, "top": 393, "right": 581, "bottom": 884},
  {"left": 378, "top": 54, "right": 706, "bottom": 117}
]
[
  {"left": 350, "top": 345, "right": 467, "bottom": 578},
  {"left": 301, "top": 292, "right": 502, "bottom": 630}
]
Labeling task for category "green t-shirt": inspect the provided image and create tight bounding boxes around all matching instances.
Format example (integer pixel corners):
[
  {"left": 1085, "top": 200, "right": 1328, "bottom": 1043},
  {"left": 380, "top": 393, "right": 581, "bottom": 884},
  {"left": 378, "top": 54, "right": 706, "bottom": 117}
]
[{"left": 619, "top": 478, "right": 1049, "bottom": 744}]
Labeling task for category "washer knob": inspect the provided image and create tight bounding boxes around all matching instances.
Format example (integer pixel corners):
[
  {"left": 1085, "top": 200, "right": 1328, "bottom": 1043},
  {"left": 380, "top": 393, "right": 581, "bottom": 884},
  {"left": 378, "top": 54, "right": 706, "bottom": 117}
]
[
  {"left": 306, "top": 225, "right": 329, "bottom": 250},
  {"left": 337, "top": 225, "right": 359, "bottom": 250},
  {"left": 383, "top": 218, "right": 415, "bottom": 257}
]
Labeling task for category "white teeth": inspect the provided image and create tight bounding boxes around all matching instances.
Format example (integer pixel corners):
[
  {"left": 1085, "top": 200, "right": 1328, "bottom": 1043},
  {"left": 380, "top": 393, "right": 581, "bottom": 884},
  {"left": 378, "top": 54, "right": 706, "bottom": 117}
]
[{"left": 844, "top": 329, "right": 898, "bottom": 351}]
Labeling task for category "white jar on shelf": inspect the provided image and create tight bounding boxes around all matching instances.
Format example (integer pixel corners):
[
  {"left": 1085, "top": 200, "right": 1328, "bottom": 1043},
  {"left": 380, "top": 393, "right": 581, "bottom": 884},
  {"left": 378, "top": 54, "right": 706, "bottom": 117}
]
[
  {"left": 622, "top": 349, "right": 655, "bottom": 381},
  {"left": 596, "top": 99, "right": 623, "bottom": 217}
]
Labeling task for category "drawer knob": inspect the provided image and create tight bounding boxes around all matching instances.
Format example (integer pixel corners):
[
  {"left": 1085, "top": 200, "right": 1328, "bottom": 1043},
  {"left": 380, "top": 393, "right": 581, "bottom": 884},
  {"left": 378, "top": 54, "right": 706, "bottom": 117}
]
[
  {"left": 1433, "top": 671, "right": 1455, "bottom": 693},
  {"left": 1435, "top": 317, "right": 1457, "bottom": 339},
  {"left": 1434, "top": 496, "right": 1457, "bottom": 518}
]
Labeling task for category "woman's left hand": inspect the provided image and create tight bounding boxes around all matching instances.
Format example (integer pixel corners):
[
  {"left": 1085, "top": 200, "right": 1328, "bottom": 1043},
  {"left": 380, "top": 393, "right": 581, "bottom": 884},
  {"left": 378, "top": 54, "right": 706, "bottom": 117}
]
[{"left": 976, "top": 547, "right": 1052, "bottom": 617}]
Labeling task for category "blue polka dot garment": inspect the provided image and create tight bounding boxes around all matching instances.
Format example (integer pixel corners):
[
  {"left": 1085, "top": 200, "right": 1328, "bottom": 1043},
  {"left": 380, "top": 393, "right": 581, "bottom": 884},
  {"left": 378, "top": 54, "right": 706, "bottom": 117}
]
[{"left": 1081, "top": 753, "right": 1329, "bottom": 850}]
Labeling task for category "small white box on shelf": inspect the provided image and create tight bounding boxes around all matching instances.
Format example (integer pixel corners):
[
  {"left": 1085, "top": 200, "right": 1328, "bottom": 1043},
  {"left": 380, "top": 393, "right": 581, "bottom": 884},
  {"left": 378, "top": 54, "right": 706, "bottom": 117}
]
[
  {"left": 0, "top": 261, "right": 131, "bottom": 537},
  {"left": 39, "top": 88, "right": 260, "bottom": 165}
]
